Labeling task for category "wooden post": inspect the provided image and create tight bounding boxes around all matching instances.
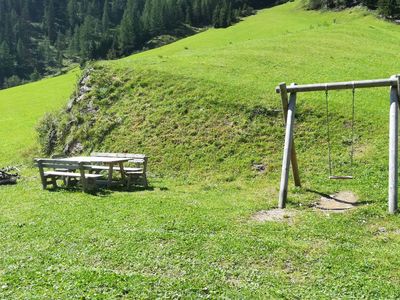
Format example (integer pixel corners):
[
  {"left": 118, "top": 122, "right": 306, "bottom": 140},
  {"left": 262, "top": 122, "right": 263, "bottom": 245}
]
[
  {"left": 36, "top": 160, "right": 47, "bottom": 189},
  {"left": 279, "top": 88, "right": 297, "bottom": 209},
  {"left": 279, "top": 83, "right": 301, "bottom": 187},
  {"left": 79, "top": 162, "right": 88, "bottom": 192},
  {"left": 389, "top": 75, "right": 399, "bottom": 214},
  {"left": 119, "top": 162, "right": 126, "bottom": 182},
  {"left": 108, "top": 163, "right": 114, "bottom": 188}
]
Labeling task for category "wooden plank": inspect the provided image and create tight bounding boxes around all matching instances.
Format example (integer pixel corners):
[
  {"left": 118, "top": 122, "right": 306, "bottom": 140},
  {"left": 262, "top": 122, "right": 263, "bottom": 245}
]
[
  {"left": 44, "top": 171, "right": 103, "bottom": 178},
  {"left": 35, "top": 158, "right": 80, "bottom": 164},
  {"left": 61, "top": 156, "right": 130, "bottom": 163},
  {"left": 91, "top": 152, "right": 147, "bottom": 159},
  {"left": 91, "top": 153, "right": 147, "bottom": 165},
  {"left": 35, "top": 159, "right": 82, "bottom": 170},
  {"left": 37, "top": 164, "right": 81, "bottom": 169},
  {"left": 279, "top": 83, "right": 301, "bottom": 187},
  {"left": 86, "top": 165, "right": 142, "bottom": 172},
  {"left": 278, "top": 88, "right": 297, "bottom": 209},
  {"left": 389, "top": 75, "right": 399, "bottom": 214},
  {"left": 276, "top": 77, "right": 399, "bottom": 94},
  {"left": 329, "top": 176, "right": 353, "bottom": 180}
]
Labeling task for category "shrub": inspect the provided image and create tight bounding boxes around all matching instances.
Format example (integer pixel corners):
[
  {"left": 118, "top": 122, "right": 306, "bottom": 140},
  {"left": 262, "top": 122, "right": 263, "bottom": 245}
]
[{"left": 37, "top": 112, "right": 59, "bottom": 156}]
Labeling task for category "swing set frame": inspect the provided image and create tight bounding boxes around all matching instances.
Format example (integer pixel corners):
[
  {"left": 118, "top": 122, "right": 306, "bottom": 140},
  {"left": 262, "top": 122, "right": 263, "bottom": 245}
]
[{"left": 276, "top": 75, "right": 400, "bottom": 214}]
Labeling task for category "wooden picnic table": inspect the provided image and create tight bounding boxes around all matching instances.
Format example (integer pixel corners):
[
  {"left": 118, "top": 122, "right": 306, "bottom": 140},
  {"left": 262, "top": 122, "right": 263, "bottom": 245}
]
[{"left": 60, "top": 156, "right": 130, "bottom": 187}]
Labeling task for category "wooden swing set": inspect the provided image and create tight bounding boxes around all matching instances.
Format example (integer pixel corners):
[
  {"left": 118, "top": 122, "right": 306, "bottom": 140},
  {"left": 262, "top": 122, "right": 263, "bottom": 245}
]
[{"left": 276, "top": 75, "right": 400, "bottom": 214}]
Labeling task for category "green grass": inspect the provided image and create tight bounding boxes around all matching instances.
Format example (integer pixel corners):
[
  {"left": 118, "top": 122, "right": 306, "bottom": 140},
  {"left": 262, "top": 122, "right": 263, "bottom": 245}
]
[
  {"left": 2, "top": 2, "right": 400, "bottom": 298},
  {"left": 0, "top": 70, "right": 80, "bottom": 164}
]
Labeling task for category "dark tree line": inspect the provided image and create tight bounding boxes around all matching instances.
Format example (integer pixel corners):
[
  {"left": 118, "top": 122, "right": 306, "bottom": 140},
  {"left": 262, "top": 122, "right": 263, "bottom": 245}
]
[
  {"left": 0, "top": 0, "right": 281, "bottom": 88},
  {"left": 307, "top": 0, "right": 400, "bottom": 18}
]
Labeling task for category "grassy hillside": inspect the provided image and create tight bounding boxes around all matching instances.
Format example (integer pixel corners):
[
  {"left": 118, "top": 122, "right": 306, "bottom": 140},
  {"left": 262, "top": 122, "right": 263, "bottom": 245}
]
[
  {"left": 0, "top": 70, "right": 80, "bottom": 164},
  {"left": 2, "top": 2, "right": 400, "bottom": 298},
  {"left": 40, "top": 2, "right": 400, "bottom": 182}
]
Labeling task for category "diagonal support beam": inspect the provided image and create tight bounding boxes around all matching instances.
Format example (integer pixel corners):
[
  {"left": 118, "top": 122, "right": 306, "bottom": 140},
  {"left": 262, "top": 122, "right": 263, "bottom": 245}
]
[
  {"left": 279, "top": 83, "right": 301, "bottom": 188},
  {"left": 279, "top": 86, "right": 298, "bottom": 209},
  {"left": 388, "top": 75, "right": 399, "bottom": 214}
]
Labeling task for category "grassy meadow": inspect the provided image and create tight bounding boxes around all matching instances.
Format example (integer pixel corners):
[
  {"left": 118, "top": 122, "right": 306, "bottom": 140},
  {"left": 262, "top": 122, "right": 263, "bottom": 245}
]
[
  {"left": 2, "top": 1, "right": 400, "bottom": 298},
  {"left": 0, "top": 70, "right": 81, "bottom": 164}
]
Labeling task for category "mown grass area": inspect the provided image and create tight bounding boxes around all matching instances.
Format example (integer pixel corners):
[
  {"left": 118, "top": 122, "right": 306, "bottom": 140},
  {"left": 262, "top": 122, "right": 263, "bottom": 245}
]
[
  {"left": 0, "top": 70, "right": 80, "bottom": 164},
  {"left": 2, "top": 1, "right": 400, "bottom": 298}
]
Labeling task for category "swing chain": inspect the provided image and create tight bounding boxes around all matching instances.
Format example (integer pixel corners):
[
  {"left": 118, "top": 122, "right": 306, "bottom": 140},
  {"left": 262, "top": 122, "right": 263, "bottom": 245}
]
[
  {"left": 325, "top": 83, "right": 356, "bottom": 179},
  {"left": 351, "top": 82, "right": 355, "bottom": 170},
  {"left": 325, "top": 84, "right": 333, "bottom": 177}
]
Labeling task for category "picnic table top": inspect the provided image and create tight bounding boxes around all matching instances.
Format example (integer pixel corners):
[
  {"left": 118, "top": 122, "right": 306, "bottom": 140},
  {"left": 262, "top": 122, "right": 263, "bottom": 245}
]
[{"left": 60, "top": 156, "right": 131, "bottom": 164}]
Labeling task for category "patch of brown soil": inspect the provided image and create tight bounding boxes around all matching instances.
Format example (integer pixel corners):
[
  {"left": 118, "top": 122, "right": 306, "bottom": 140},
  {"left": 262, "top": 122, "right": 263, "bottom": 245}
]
[
  {"left": 316, "top": 191, "right": 358, "bottom": 212},
  {"left": 354, "top": 144, "right": 373, "bottom": 159},
  {"left": 252, "top": 209, "right": 296, "bottom": 223}
]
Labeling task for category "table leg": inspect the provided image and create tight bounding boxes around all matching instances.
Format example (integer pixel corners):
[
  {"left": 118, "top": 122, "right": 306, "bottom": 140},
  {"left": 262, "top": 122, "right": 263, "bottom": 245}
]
[
  {"left": 119, "top": 162, "right": 126, "bottom": 182},
  {"left": 108, "top": 163, "right": 114, "bottom": 188}
]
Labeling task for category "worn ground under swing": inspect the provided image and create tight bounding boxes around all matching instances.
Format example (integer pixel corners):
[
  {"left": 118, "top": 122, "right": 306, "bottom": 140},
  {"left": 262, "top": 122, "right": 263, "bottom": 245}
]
[{"left": 316, "top": 190, "right": 359, "bottom": 212}]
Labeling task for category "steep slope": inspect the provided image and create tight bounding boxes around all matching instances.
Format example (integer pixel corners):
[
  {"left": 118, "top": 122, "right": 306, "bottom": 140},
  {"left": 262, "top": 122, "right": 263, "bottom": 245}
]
[
  {"left": 40, "top": 2, "right": 400, "bottom": 184},
  {"left": 0, "top": 70, "right": 80, "bottom": 165}
]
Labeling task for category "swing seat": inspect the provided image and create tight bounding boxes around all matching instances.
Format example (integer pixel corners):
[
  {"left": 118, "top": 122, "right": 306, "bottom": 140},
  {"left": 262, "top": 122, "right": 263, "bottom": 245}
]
[{"left": 329, "top": 175, "right": 353, "bottom": 180}]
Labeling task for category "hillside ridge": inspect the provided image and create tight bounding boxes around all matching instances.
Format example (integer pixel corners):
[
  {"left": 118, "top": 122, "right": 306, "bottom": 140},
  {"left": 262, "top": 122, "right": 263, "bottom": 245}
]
[{"left": 35, "top": 1, "right": 400, "bottom": 181}]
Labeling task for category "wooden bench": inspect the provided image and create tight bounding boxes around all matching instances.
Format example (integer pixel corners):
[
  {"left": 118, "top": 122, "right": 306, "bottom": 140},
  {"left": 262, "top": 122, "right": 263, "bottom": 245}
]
[
  {"left": 87, "top": 165, "right": 142, "bottom": 173},
  {"left": 90, "top": 152, "right": 148, "bottom": 188},
  {"left": 35, "top": 159, "right": 103, "bottom": 192}
]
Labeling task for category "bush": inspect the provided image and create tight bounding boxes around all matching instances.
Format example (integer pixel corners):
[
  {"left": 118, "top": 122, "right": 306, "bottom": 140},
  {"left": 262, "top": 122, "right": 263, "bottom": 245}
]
[
  {"left": 4, "top": 75, "right": 21, "bottom": 88},
  {"left": 36, "top": 112, "right": 59, "bottom": 156}
]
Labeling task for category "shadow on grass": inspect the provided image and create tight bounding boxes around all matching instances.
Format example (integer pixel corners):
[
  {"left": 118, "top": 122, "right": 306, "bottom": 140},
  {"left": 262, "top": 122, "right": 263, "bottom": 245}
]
[
  {"left": 306, "top": 189, "right": 372, "bottom": 207},
  {"left": 46, "top": 184, "right": 157, "bottom": 197}
]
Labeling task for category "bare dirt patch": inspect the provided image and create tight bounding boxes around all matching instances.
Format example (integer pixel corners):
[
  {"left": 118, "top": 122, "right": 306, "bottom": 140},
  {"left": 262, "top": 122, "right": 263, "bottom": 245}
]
[
  {"left": 316, "top": 191, "right": 358, "bottom": 212},
  {"left": 252, "top": 209, "right": 296, "bottom": 223},
  {"left": 354, "top": 143, "right": 373, "bottom": 159}
]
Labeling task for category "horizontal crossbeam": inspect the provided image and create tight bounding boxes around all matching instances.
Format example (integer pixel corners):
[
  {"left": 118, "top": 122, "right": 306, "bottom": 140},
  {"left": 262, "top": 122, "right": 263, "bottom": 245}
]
[{"left": 276, "top": 77, "right": 399, "bottom": 94}]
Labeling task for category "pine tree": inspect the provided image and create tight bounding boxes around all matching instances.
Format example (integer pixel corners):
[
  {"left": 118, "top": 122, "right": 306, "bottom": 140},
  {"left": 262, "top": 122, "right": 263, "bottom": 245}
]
[
  {"left": 212, "top": 4, "right": 221, "bottom": 27},
  {"left": 0, "top": 0, "right": 253, "bottom": 89},
  {"left": 0, "top": 41, "right": 14, "bottom": 84},
  {"left": 17, "top": 39, "right": 28, "bottom": 65},
  {"left": 102, "top": 0, "right": 111, "bottom": 32},
  {"left": 192, "top": 0, "right": 201, "bottom": 25},
  {"left": 219, "top": 2, "right": 228, "bottom": 28},
  {"left": 119, "top": 0, "right": 141, "bottom": 53},
  {"left": 44, "top": 0, "right": 57, "bottom": 43},
  {"left": 56, "top": 33, "right": 64, "bottom": 69},
  {"left": 67, "top": 0, "right": 79, "bottom": 28},
  {"left": 30, "top": 68, "right": 41, "bottom": 81},
  {"left": 378, "top": 0, "right": 399, "bottom": 17},
  {"left": 361, "top": 0, "right": 378, "bottom": 9},
  {"left": 69, "top": 25, "right": 81, "bottom": 54},
  {"left": 79, "top": 16, "right": 98, "bottom": 60}
]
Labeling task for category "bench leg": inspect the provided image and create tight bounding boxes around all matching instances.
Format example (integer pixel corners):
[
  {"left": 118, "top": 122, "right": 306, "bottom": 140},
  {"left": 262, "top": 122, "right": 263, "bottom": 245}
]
[
  {"left": 42, "top": 176, "right": 52, "bottom": 190},
  {"left": 126, "top": 174, "right": 148, "bottom": 188},
  {"left": 43, "top": 176, "right": 57, "bottom": 190},
  {"left": 127, "top": 175, "right": 132, "bottom": 189},
  {"left": 107, "top": 164, "right": 114, "bottom": 188},
  {"left": 143, "top": 174, "right": 148, "bottom": 188},
  {"left": 43, "top": 176, "right": 56, "bottom": 190},
  {"left": 51, "top": 177, "right": 57, "bottom": 189}
]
